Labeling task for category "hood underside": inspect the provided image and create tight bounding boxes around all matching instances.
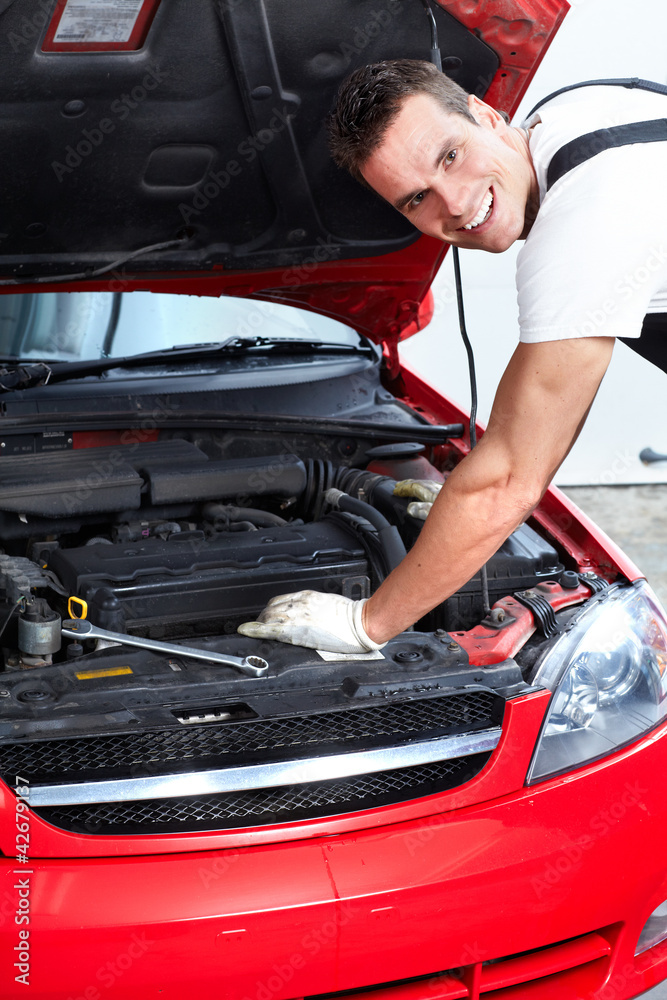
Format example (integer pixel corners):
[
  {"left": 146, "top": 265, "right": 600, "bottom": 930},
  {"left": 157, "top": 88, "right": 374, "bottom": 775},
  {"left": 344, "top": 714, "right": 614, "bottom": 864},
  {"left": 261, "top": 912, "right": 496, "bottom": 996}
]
[{"left": 0, "top": 0, "right": 568, "bottom": 342}]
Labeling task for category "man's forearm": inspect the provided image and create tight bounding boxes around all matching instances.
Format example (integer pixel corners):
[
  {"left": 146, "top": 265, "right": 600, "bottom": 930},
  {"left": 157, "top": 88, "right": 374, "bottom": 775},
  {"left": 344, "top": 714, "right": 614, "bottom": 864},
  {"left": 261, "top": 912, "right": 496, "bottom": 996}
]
[
  {"left": 239, "top": 338, "right": 614, "bottom": 654},
  {"left": 362, "top": 336, "right": 616, "bottom": 645},
  {"left": 362, "top": 449, "right": 539, "bottom": 643}
]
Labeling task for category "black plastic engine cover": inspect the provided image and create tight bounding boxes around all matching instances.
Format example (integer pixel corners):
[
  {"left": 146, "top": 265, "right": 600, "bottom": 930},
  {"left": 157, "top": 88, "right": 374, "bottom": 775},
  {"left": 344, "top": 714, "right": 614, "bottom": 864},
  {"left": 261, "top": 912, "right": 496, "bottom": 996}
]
[{"left": 48, "top": 517, "right": 371, "bottom": 635}]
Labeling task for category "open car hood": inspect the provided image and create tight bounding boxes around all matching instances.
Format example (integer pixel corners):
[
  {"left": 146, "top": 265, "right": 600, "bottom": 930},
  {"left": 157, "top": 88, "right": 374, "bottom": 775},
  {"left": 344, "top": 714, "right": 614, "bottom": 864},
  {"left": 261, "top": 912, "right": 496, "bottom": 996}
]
[{"left": 0, "top": 0, "right": 567, "bottom": 361}]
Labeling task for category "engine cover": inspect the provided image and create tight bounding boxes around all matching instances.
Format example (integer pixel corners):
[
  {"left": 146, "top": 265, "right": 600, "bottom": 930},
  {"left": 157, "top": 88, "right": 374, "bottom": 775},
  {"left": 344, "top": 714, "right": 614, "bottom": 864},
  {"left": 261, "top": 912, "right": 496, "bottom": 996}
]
[{"left": 48, "top": 518, "right": 371, "bottom": 637}]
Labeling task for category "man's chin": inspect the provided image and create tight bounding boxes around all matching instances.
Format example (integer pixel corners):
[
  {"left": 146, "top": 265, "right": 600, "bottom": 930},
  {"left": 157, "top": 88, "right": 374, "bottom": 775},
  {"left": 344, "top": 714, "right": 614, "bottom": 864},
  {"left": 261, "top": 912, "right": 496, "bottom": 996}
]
[{"left": 452, "top": 233, "right": 518, "bottom": 254}]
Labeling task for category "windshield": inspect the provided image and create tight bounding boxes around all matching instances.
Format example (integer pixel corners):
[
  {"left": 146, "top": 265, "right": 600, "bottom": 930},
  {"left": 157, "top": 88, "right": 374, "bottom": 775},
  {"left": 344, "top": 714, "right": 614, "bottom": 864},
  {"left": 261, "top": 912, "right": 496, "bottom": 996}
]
[{"left": 0, "top": 292, "right": 360, "bottom": 362}]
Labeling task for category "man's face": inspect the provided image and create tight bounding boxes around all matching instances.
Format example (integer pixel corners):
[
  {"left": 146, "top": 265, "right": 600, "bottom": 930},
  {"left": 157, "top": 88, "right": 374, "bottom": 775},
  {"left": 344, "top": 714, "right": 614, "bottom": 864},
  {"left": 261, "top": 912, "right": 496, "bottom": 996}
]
[{"left": 360, "top": 92, "right": 538, "bottom": 253}]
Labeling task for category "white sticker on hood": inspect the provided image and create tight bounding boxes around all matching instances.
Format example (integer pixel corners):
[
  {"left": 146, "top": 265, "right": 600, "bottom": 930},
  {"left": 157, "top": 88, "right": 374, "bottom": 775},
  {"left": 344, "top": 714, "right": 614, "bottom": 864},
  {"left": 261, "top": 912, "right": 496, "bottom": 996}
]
[
  {"left": 316, "top": 649, "right": 385, "bottom": 662},
  {"left": 54, "top": 0, "right": 145, "bottom": 45}
]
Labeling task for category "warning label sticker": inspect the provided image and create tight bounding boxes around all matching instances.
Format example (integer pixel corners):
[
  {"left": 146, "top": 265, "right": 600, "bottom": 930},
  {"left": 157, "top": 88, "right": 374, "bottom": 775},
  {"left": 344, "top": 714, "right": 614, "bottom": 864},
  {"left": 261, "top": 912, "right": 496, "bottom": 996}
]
[{"left": 54, "top": 0, "right": 145, "bottom": 45}]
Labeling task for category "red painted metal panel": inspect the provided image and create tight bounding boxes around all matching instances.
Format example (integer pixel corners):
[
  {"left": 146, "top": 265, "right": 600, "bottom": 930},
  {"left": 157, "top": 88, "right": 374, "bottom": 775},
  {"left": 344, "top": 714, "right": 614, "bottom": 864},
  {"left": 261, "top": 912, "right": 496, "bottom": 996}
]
[
  {"left": 533, "top": 486, "right": 644, "bottom": 583},
  {"left": 72, "top": 429, "right": 160, "bottom": 449},
  {"left": 453, "top": 582, "right": 593, "bottom": 666},
  {"left": 321, "top": 931, "right": 612, "bottom": 998},
  {"left": 435, "top": 0, "right": 570, "bottom": 117},
  {"left": 3, "top": 723, "right": 665, "bottom": 998}
]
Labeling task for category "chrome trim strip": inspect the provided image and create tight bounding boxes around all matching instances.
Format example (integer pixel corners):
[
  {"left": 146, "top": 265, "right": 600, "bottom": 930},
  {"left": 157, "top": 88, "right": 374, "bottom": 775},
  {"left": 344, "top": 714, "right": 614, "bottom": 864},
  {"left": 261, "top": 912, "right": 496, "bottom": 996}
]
[{"left": 27, "top": 729, "right": 502, "bottom": 807}]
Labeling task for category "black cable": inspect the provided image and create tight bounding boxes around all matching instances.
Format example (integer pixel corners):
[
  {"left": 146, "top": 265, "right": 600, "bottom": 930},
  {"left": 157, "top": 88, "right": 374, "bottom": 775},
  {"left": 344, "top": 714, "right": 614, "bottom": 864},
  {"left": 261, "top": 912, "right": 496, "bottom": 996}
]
[
  {"left": 419, "top": 0, "right": 442, "bottom": 71},
  {"left": 0, "top": 237, "right": 191, "bottom": 287},
  {"left": 452, "top": 249, "right": 479, "bottom": 448},
  {"left": 0, "top": 599, "right": 22, "bottom": 644},
  {"left": 452, "top": 247, "right": 491, "bottom": 615}
]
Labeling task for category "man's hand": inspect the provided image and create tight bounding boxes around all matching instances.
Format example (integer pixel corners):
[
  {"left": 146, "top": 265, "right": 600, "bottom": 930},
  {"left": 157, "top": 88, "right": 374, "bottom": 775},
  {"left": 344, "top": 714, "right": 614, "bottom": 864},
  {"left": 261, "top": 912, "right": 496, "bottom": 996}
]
[
  {"left": 238, "top": 591, "right": 386, "bottom": 653},
  {"left": 393, "top": 478, "right": 443, "bottom": 520},
  {"left": 238, "top": 338, "right": 615, "bottom": 652}
]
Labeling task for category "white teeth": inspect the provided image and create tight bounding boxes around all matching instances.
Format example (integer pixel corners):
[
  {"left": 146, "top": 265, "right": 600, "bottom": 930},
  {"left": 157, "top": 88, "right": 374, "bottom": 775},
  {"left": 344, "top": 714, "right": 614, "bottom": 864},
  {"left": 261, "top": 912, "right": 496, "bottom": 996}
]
[{"left": 463, "top": 191, "right": 493, "bottom": 230}]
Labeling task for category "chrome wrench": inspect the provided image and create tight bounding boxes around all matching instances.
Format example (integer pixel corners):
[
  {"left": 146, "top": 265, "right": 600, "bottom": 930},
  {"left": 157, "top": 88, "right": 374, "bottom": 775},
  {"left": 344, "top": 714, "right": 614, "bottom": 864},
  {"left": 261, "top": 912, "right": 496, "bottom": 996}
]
[{"left": 61, "top": 619, "right": 269, "bottom": 677}]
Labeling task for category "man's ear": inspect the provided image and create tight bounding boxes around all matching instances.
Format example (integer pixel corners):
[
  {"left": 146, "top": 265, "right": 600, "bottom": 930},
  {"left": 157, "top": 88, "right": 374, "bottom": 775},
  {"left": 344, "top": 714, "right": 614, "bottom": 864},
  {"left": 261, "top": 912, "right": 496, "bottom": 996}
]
[{"left": 467, "top": 94, "right": 505, "bottom": 130}]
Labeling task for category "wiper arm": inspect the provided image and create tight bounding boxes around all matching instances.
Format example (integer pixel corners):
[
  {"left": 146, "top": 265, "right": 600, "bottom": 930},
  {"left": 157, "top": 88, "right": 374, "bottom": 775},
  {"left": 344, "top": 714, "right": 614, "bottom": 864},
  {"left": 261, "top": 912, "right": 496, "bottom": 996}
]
[
  {"left": 0, "top": 336, "right": 376, "bottom": 392},
  {"left": 0, "top": 362, "right": 53, "bottom": 392}
]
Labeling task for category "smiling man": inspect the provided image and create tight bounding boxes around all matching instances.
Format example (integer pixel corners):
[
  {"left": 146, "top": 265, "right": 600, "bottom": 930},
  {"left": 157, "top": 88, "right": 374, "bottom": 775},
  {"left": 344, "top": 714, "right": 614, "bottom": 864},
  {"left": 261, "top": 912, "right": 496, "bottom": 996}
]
[
  {"left": 238, "top": 60, "right": 667, "bottom": 654},
  {"left": 346, "top": 84, "right": 538, "bottom": 253}
]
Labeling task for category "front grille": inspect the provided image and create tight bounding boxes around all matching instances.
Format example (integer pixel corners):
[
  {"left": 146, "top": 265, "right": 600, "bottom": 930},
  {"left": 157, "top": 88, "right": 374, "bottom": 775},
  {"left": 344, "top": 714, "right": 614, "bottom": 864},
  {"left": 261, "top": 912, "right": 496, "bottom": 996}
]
[
  {"left": 34, "top": 755, "right": 490, "bottom": 834},
  {"left": 0, "top": 690, "right": 500, "bottom": 782},
  {"left": 307, "top": 929, "right": 614, "bottom": 999},
  {"left": 7, "top": 691, "right": 504, "bottom": 835}
]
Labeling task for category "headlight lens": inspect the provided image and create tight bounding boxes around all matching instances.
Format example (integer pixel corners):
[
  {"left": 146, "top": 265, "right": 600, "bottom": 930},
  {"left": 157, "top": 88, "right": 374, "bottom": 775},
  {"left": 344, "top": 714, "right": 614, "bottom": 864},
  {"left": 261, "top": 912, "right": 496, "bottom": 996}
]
[{"left": 528, "top": 582, "right": 667, "bottom": 783}]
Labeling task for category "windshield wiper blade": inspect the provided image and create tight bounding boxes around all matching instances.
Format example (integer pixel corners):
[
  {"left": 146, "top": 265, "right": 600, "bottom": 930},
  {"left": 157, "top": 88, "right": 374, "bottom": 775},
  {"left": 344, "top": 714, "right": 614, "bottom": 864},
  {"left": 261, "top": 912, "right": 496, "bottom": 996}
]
[{"left": 0, "top": 336, "right": 375, "bottom": 392}]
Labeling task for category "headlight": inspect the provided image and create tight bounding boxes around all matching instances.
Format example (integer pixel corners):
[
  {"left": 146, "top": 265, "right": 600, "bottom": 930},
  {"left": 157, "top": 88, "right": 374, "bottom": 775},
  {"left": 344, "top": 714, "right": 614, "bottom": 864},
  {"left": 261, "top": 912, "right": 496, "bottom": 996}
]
[{"left": 527, "top": 581, "right": 667, "bottom": 783}]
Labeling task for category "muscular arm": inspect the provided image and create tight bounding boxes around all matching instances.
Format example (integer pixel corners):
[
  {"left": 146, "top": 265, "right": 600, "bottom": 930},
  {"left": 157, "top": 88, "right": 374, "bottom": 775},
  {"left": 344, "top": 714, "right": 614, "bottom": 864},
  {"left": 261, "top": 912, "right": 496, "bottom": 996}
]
[{"left": 362, "top": 336, "right": 615, "bottom": 643}]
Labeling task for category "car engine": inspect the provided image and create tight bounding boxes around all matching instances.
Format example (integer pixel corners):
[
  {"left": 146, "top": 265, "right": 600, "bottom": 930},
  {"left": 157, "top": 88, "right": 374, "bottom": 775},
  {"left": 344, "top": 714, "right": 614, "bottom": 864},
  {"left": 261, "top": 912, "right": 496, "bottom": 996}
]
[
  {"left": 0, "top": 432, "right": 574, "bottom": 835},
  {"left": 0, "top": 436, "right": 563, "bottom": 670}
]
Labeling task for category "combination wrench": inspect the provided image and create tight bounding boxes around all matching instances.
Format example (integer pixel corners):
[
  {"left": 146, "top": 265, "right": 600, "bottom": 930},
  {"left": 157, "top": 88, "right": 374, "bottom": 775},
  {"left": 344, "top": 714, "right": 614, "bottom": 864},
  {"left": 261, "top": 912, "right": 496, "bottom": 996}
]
[{"left": 61, "top": 619, "right": 269, "bottom": 677}]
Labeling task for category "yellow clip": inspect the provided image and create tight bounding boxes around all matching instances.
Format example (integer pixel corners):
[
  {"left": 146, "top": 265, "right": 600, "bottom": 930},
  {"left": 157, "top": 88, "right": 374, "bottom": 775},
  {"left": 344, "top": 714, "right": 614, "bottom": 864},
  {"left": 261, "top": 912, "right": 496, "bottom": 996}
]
[{"left": 68, "top": 596, "right": 88, "bottom": 620}]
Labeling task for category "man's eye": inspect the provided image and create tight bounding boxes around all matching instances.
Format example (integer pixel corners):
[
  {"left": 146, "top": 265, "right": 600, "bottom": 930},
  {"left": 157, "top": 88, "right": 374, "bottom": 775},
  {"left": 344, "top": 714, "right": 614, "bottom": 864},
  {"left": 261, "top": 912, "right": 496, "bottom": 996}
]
[
  {"left": 445, "top": 149, "right": 457, "bottom": 164},
  {"left": 410, "top": 192, "right": 426, "bottom": 208}
]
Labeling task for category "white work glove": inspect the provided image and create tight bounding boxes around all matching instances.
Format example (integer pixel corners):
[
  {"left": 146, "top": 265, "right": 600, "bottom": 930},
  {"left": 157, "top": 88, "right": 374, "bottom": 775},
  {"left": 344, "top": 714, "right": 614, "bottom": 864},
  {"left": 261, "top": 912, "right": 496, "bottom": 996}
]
[
  {"left": 237, "top": 590, "right": 386, "bottom": 653},
  {"left": 392, "top": 478, "right": 443, "bottom": 520}
]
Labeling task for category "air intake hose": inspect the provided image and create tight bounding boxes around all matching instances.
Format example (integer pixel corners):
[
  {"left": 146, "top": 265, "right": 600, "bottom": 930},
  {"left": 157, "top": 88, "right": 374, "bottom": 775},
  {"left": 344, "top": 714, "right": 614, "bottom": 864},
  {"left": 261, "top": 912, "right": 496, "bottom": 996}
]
[{"left": 324, "top": 488, "right": 406, "bottom": 574}]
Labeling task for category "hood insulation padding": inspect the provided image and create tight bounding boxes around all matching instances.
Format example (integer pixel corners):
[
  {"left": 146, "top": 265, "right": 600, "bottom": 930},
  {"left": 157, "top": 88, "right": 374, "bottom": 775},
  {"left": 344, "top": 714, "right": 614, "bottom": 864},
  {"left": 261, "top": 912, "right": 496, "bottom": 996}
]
[{"left": 0, "top": 0, "right": 498, "bottom": 276}]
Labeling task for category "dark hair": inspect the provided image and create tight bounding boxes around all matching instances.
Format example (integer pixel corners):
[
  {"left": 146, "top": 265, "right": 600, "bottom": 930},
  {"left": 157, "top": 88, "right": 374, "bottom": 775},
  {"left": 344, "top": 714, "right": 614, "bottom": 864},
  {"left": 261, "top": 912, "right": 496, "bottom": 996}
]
[{"left": 328, "top": 59, "right": 477, "bottom": 181}]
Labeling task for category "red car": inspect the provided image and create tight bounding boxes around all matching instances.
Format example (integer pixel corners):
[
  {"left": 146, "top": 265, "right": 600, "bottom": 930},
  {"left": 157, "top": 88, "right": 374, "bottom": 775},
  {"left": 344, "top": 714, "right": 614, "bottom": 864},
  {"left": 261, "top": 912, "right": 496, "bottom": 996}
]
[{"left": 0, "top": 1, "right": 666, "bottom": 998}]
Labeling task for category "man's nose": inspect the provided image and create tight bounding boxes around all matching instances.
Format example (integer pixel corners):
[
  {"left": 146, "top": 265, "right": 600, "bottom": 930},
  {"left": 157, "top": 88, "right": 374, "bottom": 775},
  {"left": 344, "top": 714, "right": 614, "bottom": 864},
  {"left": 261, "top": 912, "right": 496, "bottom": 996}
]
[{"left": 433, "top": 177, "right": 470, "bottom": 224}]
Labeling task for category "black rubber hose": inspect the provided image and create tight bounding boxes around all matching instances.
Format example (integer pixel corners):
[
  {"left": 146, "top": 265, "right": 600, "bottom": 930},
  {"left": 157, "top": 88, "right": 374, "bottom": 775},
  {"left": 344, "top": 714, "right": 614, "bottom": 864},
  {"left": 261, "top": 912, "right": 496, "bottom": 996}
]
[
  {"left": 202, "top": 503, "right": 287, "bottom": 528},
  {"left": 326, "top": 510, "right": 388, "bottom": 587},
  {"left": 325, "top": 489, "right": 407, "bottom": 573}
]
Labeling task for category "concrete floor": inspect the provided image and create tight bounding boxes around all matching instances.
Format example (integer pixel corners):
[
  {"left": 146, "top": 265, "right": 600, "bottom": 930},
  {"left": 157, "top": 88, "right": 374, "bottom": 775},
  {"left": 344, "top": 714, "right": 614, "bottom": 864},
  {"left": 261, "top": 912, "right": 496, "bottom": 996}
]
[
  {"left": 562, "top": 486, "right": 667, "bottom": 608},
  {"left": 645, "top": 983, "right": 667, "bottom": 1000},
  {"left": 559, "top": 486, "right": 667, "bottom": 1000}
]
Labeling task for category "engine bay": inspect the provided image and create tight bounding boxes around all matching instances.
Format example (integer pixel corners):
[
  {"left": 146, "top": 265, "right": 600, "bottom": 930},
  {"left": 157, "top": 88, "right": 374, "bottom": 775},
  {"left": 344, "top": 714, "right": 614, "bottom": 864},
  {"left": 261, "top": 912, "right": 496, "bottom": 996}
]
[
  {"left": 0, "top": 432, "right": 565, "bottom": 676},
  {"left": 0, "top": 369, "right": 601, "bottom": 834}
]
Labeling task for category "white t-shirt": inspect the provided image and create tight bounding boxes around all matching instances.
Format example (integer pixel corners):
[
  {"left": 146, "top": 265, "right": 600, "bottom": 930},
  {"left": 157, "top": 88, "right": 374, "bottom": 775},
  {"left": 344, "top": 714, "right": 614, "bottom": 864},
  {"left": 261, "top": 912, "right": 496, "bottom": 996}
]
[{"left": 517, "top": 84, "right": 667, "bottom": 343}]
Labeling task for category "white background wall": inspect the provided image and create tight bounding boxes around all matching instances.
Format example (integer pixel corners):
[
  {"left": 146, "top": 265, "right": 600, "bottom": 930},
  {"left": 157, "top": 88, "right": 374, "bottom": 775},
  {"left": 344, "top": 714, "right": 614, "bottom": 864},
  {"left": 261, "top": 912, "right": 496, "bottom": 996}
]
[{"left": 400, "top": 0, "right": 667, "bottom": 485}]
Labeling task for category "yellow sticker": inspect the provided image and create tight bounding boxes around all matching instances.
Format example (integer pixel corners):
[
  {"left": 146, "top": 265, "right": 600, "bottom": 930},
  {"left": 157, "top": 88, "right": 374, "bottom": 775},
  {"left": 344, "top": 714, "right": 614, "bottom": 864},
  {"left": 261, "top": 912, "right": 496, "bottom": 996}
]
[{"left": 75, "top": 666, "right": 134, "bottom": 680}]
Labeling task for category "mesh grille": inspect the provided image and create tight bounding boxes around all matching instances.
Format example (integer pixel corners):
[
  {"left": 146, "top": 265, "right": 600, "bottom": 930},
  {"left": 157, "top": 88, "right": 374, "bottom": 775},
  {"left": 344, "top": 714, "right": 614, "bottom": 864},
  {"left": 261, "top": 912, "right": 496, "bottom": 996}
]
[
  {"left": 0, "top": 691, "right": 499, "bottom": 781},
  {"left": 34, "top": 754, "right": 490, "bottom": 834}
]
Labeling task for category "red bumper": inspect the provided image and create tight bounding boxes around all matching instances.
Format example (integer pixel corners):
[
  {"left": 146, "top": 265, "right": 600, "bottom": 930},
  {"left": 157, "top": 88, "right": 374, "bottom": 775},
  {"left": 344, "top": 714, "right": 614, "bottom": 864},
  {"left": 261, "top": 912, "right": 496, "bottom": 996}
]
[{"left": 2, "top": 723, "right": 667, "bottom": 1000}]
